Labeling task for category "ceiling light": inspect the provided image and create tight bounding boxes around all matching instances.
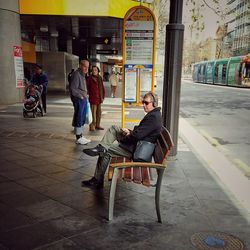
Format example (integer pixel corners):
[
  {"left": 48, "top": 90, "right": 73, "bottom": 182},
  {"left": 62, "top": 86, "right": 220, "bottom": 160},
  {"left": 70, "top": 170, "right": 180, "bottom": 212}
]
[
  {"left": 40, "top": 25, "right": 48, "bottom": 32},
  {"left": 50, "top": 31, "right": 59, "bottom": 37}
]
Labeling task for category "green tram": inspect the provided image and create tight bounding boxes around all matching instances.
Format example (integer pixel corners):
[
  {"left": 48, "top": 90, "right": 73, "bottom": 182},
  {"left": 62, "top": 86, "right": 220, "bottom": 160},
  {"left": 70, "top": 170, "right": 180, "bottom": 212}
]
[{"left": 192, "top": 55, "right": 250, "bottom": 87}]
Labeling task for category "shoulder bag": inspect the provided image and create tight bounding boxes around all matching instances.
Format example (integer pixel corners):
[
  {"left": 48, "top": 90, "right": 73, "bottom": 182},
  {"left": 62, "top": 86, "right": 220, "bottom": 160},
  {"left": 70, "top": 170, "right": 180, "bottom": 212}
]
[{"left": 133, "top": 141, "right": 155, "bottom": 162}]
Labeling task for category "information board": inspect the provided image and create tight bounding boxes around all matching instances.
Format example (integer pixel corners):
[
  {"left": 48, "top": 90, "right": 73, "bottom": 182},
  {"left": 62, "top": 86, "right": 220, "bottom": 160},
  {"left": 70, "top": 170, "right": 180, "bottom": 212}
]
[
  {"left": 124, "top": 65, "right": 137, "bottom": 102},
  {"left": 140, "top": 65, "right": 152, "bottom": 92},
  {"left": 123, "top": 6, "right": 155, "bottom": 103}
]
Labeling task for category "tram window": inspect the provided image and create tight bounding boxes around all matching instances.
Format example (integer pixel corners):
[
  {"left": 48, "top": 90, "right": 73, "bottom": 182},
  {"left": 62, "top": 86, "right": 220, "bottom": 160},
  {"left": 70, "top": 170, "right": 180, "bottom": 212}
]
[
  {"left": 203, "top": 65, "right": 206, "bottom": 74},
  {"left": 245, "top": 62, "right": 250, "bottom": 78},
  {"left": 214, "top": 65, "right": 218, "bottom": 77},
  {"left": 239, "top": 63, "right": 243, "bottom": 77},
  {"left": 207, "top": 63, "right": 212, "bottom": 73},
  {"left": 222, "top": 64, "right": 227, "bottom": 79},
  {"left": 198, "top": 65, "right": 201, "bottom": 74},
  {"left": 198, "top": 64, "right": 205, "bottom": 73}
]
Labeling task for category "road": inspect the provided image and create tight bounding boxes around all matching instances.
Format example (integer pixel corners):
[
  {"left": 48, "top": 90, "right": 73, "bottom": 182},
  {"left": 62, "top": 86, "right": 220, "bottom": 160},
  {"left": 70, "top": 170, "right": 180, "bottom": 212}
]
[{"left": 178, "top": 80, "right": 250, "bottom": 179}]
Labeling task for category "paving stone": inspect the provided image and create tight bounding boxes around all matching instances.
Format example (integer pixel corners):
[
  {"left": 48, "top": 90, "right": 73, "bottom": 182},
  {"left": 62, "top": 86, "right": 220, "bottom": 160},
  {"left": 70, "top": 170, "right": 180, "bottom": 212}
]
[
  {"left": 0, "top": 203, "right": 35, "bottom": 232},
  {"left": 0, "top": 221, "right": 63, "bottom": 250},
  {"left": 0, "top": 167, "right": 39, "bottom": 180},
  {"left": 17, "top": 199, "right": 76, "bottom": 221},
  {"left": 35, "top": 182, "right": 86, "bottom": 199},
  {"left": 47, "top": 170, "right": 83, "bottom": 182},
  {"left": 16, "top": 175, "right": 61, "bottom": 189},
  {"left": 47, "top": 212, "right": 101, "bottom": 238},
  {"left": 34, "top": 238, "right": 83, "bottom": 250},
  {"left": 0, "top": 188, "right": 49, "bottom": 207},
  {"left": 0, "top": 181, "right": 29, "bottom": 196}
]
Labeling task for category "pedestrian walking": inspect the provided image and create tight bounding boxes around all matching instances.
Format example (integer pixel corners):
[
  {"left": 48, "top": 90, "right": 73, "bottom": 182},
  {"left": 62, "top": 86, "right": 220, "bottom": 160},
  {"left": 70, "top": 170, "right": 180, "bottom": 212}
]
[{"left": 109, "top": 71, "right": 118, "bottom": 98}]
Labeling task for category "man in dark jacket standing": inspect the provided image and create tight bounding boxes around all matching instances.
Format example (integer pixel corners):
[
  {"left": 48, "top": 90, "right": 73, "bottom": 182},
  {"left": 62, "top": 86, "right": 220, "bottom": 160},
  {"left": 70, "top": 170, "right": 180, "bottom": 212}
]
[
  {"left": 82, "top": 92, "right": 162, "bottom": 189},
  {"left": 70, "top": 59, "right": 91, "bottom": 145}
]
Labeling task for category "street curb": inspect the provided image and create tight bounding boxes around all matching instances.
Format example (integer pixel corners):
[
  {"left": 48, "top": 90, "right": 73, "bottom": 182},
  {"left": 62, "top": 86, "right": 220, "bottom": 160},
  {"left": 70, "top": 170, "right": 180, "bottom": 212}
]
[{"left": 179, "top": 117, "right": 250, "bottom": 214}]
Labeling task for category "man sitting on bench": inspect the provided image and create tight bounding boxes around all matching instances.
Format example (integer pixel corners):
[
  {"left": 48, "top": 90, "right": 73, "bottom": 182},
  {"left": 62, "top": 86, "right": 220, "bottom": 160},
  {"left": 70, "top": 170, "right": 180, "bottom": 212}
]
[{"left": 81, "top": 91, "right": 163, "bottom": 189}]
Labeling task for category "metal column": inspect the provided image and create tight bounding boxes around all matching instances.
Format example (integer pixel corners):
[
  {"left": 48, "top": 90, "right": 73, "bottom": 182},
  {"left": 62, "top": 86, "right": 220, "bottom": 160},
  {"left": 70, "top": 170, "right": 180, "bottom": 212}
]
[{"left": 162, "top": 0, "right": 184, "bottom": 156}]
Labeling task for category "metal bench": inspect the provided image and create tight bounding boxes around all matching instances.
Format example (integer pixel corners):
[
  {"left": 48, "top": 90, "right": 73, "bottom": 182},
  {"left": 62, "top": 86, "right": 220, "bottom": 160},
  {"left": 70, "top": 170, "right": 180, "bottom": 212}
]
[{"left": 108, "top": 126, "right": 174, "bottom": 223}]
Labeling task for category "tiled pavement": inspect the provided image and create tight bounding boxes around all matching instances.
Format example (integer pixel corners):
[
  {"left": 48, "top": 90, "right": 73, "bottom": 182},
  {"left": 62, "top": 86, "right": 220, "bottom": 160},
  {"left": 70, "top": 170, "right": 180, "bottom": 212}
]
[{"left": 0, "top": 95, "right": 249, "bottom": 250}]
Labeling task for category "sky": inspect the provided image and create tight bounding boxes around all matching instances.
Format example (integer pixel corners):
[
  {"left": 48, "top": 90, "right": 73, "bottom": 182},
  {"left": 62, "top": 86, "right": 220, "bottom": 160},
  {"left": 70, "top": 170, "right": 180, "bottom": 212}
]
[{"left": 182, "top": 0, "right": 226, "bottom": 41}]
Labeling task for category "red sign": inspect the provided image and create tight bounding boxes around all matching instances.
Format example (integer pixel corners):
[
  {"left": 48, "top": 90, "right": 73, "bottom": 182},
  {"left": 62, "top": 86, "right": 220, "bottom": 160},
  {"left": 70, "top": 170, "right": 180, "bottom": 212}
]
[
  {"left": 13, "top": 46, "right": 23, "bottom": 57},
  {"left": 13, "top": 46, "right": 24, "bottom": 88}
]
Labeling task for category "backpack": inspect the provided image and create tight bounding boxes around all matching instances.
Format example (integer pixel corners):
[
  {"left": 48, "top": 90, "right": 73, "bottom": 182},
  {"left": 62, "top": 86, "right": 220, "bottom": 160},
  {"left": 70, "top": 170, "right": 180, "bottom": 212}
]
[{"left": 68, "top": 69, "right": 74, "bottom": 83}]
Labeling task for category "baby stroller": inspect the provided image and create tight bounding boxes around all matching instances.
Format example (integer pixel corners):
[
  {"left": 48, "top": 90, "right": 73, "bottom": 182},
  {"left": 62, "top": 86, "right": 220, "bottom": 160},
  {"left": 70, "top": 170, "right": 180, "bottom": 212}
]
[{"left": 23, "top": 83, "right": 43, "bottom": 118}]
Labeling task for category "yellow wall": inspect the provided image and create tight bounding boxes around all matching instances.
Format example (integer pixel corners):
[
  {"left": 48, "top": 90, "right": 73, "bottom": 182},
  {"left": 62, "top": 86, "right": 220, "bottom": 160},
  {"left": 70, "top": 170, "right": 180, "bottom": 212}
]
[{"left": 19, "top": 0, "right": 148, "bottom": 18}]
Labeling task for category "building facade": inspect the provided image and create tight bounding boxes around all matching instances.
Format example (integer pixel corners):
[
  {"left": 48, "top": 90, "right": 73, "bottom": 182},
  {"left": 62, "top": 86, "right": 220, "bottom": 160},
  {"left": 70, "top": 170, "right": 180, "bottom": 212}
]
[{"left": 224, "top": 0, "right": 250, "bottom": 56}]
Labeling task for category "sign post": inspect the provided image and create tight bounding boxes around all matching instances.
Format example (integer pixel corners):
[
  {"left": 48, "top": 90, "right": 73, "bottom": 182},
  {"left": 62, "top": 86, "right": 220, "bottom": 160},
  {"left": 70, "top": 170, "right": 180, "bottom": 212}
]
[
  {"left": 13, "top": 46, "right": 24, "bottom": 88},
  {"left": 122, "top": 5, "right": 156, "bottom": 127}
]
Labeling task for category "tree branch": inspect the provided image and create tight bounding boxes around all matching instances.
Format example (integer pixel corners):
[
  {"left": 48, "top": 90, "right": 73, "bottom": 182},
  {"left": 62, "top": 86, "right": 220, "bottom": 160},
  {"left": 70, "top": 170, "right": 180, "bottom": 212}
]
[{"left": 202, "top": 0, "right": 220, "bottom": 16}]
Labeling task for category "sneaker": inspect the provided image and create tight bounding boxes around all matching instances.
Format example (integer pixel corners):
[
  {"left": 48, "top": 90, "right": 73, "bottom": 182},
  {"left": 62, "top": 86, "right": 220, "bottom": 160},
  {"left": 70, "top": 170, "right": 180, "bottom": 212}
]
[
  {"left": 76, "top": 137, "right": 91, "bottom": 145},
  {"left": 82, "top": 136, "right": 91, "bottom": 143},
  {"left": 81, "top": 177, "right": 104, "bottom": 189},
  {"left": 83, "top": 144, "right": 107, "bottom": 156}
]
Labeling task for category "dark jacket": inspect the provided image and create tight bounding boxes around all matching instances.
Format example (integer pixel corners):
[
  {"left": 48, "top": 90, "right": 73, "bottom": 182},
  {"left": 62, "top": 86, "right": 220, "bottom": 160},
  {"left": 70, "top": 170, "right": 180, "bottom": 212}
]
[
  {"left": 119, "top": 107, "right": 162, "bottom": 153},
  {"left": 31, "top": 72, "right": 48, "bottom": 92}
]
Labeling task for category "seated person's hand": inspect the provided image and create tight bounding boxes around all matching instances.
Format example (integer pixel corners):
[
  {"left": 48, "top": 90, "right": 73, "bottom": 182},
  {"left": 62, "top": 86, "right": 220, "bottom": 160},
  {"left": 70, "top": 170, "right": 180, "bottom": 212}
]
[{"left": 121, "top": 128, "right": 130, "bottom": 136}]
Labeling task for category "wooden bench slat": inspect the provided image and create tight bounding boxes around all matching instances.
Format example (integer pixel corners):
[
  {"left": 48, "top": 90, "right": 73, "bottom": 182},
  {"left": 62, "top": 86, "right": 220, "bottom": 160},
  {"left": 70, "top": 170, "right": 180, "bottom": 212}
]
[{"left": 110, "top": 162, "right": 165, "bottom": 169}]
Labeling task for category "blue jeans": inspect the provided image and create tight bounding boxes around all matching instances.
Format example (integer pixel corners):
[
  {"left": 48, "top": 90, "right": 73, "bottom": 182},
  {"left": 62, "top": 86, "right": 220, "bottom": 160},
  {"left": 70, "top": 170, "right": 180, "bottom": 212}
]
[{"left": 72, "top": 98, "right": 87, "bottom": 135}]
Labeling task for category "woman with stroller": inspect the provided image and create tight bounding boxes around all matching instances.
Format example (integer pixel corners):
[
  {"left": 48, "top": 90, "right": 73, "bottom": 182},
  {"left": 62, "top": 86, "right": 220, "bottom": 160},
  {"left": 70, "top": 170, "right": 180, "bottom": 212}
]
[
  {"left": 23, "top": 84, "right": 43, "bottom": 117},
  {"left": 31, "top": 64, "right": 48, "bottom": 114}
]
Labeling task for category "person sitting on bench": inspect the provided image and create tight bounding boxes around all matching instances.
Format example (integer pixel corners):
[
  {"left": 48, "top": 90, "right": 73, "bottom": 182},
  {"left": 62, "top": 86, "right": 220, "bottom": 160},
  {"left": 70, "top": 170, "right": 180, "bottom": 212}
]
[{"left": 81, "top": 91, "right": 163, "bottom": 189}]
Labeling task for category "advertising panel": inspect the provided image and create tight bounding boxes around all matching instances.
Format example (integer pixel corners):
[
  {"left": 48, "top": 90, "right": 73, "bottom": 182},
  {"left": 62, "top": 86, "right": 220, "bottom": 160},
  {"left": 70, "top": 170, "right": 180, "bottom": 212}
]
[{"left": 13, "top": 46, "right": 24, "bottom": 88}]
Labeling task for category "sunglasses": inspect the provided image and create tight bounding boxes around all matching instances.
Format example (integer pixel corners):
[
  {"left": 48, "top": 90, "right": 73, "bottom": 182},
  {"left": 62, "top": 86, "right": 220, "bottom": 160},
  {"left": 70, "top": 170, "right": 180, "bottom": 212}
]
[{"left": 142, "top": 100, "right": 152, "bottom": 105}]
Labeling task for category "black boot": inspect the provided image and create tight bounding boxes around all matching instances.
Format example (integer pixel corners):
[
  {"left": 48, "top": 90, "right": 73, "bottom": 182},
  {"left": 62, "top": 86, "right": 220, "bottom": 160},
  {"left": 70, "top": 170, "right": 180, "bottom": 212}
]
[
  {"left": 83, "top": 144, "right": 107, "bottom": 157},
  {"left": 81, "top": 177, "right": 104, "bottom": 189}
]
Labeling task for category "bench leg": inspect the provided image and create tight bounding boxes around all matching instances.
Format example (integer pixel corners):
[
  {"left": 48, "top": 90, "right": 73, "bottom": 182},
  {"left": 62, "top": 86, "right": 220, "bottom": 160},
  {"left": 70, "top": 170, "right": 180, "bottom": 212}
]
[
  {"left": 155, "top": 169, "right": 164, "bottom": 223},
  {"left": 108, "top": 168, "right": 119, "bottom": 221},
  {"left": 149, "top": 168, "right": 154, "bottom": 181}
]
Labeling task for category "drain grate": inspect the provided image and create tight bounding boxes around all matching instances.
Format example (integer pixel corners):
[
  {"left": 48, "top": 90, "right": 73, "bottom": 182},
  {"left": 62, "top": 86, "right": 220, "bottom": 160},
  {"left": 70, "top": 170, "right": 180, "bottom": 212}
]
[{"left": 191, "top": 231, "right": 245, "bottom": 250}]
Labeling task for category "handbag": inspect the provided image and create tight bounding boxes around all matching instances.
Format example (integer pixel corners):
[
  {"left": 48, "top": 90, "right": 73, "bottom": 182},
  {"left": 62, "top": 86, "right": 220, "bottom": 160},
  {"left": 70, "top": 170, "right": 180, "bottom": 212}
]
[
  {"left": 85, "top": 100, "right": 93, "bottom": 124},
  {"left": 133, "top": 140, "right": 155, "bottom": 162}
]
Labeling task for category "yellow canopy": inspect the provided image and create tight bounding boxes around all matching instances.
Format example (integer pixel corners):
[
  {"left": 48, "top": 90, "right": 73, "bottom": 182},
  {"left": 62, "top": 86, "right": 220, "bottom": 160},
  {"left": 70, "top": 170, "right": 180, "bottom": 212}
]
[{"left": 19, "top": 0, "right": 149, "bottom": 18}]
